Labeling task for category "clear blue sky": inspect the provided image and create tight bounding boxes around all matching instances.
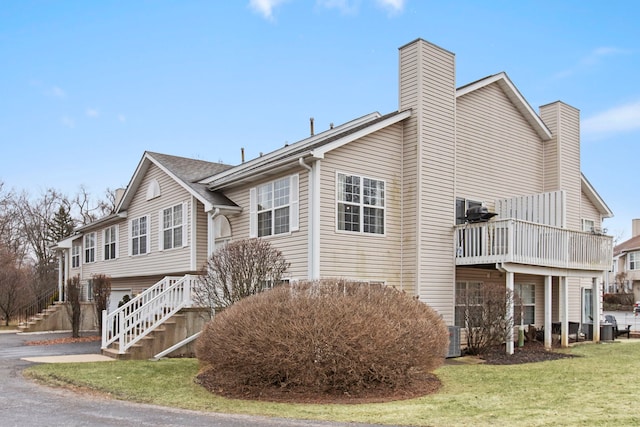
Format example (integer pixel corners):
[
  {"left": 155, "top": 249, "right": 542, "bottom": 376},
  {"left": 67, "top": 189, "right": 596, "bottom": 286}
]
[{"left": 1, "top": 1, "right": 638, "bottom": 240}]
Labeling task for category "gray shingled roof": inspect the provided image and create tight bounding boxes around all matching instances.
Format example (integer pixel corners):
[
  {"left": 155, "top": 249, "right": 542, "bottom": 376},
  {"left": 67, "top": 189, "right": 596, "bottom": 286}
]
[
  {"left": 205, "top": 110, "right": 407, "bottom": 188},
  {"left": 147, "top": 152, "right": 239, "bottom": 208},
  {"left": 614, "top": 235, "right": 640, "bottom": 256}
]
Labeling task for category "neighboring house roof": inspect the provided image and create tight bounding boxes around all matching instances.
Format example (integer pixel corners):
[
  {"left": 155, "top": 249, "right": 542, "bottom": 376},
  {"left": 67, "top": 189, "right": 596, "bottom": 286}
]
[
  {"left": 118, "top": 152, "right": 239, "bottom": 213},
  {"left": 581, "top": 173, "right": 614, "bottom": 219},
  {"left": 201, "top": 110, "right": 412, "bottom": 190},
  {"left": 457, "top": 72, "right": 553, "bottom": 142},
  {"left": 614, "top": 235, "right": 640, "bottom": 256}
]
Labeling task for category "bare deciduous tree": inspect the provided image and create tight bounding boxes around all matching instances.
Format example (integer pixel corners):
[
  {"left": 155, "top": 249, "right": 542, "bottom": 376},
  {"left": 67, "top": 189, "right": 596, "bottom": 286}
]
[
  {"left": 194, "top": 238, "right": 289, "bottom": 314},
  {"left": 92, "top": 274, "right": 111, "bottom": 331},
  {"left": 0, "top": 247, "right": 29, "bottom": 326},
  {"left": 66, "top": 275, "right": 82, "bottom": 338},
  {"left": 460, "top": 282, "right": 515, "bottom": 355}
]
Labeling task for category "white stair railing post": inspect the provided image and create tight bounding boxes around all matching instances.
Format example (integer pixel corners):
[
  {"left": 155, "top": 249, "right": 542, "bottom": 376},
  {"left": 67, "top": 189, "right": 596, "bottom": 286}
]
[
  {"left": 118, "top": 310, "right": 125, "bottom": 354},
  {"left": 101, "top": 309, "right": 107, "bottom": 349}
]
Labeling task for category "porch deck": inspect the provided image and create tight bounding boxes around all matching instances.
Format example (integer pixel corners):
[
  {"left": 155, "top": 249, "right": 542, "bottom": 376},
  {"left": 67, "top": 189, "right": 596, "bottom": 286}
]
[{"left": 455, "top": 219, "right": 613, "bottom": 271}]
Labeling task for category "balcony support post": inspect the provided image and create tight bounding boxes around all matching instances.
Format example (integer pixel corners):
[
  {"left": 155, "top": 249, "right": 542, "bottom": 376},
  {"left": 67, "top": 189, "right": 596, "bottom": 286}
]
[
  {"left": 592, "top": 277, "right": 601, "bottom": 342},
  {"left": 560, "top": 276, "right": 569, "bottom": 348},
  {"left": 506, "top": 271, "right": 514, "bottom": 355},
  {"left": 544, "top": 275, "right": 553, "bottom": 350}
]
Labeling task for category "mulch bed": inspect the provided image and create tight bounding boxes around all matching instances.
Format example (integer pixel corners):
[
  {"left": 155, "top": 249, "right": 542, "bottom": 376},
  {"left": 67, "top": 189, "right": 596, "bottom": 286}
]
[
  {"left": 478, "top": 340, "right": 577, "bottom": 365},
  {"left": 25, "top": 335, "right": 101, "bottom": 346}
]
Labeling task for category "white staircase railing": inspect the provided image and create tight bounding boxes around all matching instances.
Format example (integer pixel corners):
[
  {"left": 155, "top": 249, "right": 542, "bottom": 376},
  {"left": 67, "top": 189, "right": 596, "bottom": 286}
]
[{"left": 101, "top": 275, "right": 199, "bottom": 354}]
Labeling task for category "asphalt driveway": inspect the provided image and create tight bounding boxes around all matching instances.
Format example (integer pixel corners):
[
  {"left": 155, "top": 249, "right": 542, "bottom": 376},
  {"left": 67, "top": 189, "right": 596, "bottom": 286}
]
[{"left": 0, "top": 331, "right": 387, "bottom": 427}]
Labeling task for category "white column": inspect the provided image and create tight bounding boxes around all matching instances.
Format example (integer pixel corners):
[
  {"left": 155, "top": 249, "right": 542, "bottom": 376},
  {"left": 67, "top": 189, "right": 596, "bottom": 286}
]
[
  {"left": 58, "top": 253, "right": 64, "bottom": 302},
  {"left": 506, "top": 271, "right": 514, "bottom": 355},
  {"left": 593, "top": 277, "right": 601, "bottom": 342},
  {"left": 544, "top": 275, "right": 552, "bottom": 350},
  {"left": 560, "top": 276, "right": 569, "bottom": 348}
]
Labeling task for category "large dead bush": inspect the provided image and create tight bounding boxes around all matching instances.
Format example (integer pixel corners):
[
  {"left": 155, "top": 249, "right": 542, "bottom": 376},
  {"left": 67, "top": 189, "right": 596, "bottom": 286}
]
[{"left": 196, "top": 280, "right": 449, "bottom": 400}]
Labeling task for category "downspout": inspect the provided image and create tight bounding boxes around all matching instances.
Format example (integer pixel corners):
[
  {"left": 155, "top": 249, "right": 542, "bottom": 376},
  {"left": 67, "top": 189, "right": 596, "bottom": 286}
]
[
  {"left": 208, "top": 208, "right": 220, "bottom": 257},
  {"left": 299, "top": 157, "right": 319, "bottom": 280}
]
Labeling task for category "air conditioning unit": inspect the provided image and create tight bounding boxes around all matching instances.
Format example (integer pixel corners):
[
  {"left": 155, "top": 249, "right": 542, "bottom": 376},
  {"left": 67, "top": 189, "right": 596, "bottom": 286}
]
[{"left": 447, "top": 326, "right": 461, "bottom": 358}]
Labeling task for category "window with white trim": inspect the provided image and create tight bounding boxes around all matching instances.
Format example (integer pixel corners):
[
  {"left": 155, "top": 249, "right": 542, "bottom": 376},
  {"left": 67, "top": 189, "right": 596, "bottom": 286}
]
[
  {"left": 103, "top": 225, "right": 118, "bottom": 260},
  {"left": 515, "top": 283, "right": 535, "bottom": 325},
  {"left": 630, "top": 251, "right": 640, "bottom": 271},
  {"left": 337, "top": 173, "right": 385, "bottom": 234},
  {"left": 84, "top": 233, "right": 96, "bottom": 263},
  {"left": 582, "top": 219, "right": 596, "bottom": 233},
  {"left": 161, "top": 203, "right": 186, "bottom": 250},
  {"left": 456, "top": 198, "right": 482, "bottom": 224},
  {"left": 71, "top": 245, "right": 80, "bottom": 268},
  {"left": 130, "top": 216, "right": 149, "bottom": 256},
  {"left": 455, "top": 281, "right": 483, "bottom": 328},
  {"left": 250, "top": 175, "right": 299, "bottom": 238}
]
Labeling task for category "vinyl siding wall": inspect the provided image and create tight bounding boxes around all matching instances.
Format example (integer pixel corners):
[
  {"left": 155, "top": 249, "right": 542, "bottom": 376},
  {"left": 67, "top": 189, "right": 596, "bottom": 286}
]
[
  {"left": 318, "top": 124, "right": 404, "bottom": 288},
  {"left": 398, "top": 43, "right": 419, "bottom": 298},
  {"left": 580, "top": 189, "right": 604, "bottom": 230},
  {"left": 540, "top": 102, "right": 582, "bottom": 230},
  {"left": 195, "top": 200, "right": 209, "bottom": 270},
  {"left": 399, "top": 39, "right": 457, "bottom": 322},
  {"left": 222, "top": 170, "right": 310, "bottom": 281},
  {"left": 456, "top": 83, "right": 545, "bottom": 206}
]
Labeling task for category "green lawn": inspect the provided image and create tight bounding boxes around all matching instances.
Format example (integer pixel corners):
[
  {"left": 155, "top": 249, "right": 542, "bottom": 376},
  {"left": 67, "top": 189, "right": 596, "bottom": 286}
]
[{"left": 25, "top": 341, "right": 640, "bottom": 427}]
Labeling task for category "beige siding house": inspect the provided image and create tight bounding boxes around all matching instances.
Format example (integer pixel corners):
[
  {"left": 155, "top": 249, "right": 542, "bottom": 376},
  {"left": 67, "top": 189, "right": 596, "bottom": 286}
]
[{"left": 56, "top": 38, "right": 613, "bottom": 357}]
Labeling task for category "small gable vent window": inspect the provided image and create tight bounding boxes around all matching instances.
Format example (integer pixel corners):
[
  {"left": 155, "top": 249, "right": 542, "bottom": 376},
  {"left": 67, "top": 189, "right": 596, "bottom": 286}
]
[{"left": 146, "top": 179, "right": 161, "bottom": 200}]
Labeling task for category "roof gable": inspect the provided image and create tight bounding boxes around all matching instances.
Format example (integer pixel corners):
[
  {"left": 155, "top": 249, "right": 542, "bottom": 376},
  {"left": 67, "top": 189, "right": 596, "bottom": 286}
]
[
  {"left": 457, "top": 72, "right": 552, "bottom": 141},
  {"left": 118, "top": 152, "right": 238, "bottom": 213},
  {"left": 581, "top": 173, "right": 613, "bottom": 218}
]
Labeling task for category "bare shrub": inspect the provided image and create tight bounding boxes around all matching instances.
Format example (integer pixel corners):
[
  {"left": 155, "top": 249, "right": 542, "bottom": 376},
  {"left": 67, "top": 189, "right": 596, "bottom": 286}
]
[
  {"left": 194, "top": 238, "right": 289, "bottom": 314},
  {"left": 196, "top": 280, "right": 449, "bottom": 399},
  {"left": 65, "top": 275, "right": 82, "bottom": 337},
  {"left": 460, "top": 282, "right": 515, "bottom": 355},
  {"left": 92, "top": 274, "right": 111, "bottom": 331}
]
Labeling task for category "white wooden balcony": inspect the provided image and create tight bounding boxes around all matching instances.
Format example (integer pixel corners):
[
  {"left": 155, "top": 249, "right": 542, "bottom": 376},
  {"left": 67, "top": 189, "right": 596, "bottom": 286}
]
[{"left": 454, "top": 219, "right": 613, "bottom": 271}]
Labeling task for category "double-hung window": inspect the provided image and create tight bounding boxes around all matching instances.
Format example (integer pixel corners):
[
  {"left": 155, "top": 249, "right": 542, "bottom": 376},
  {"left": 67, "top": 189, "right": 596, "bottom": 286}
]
[
  {"left": 103, "top": 225, "right": 118, "bottom": 260},
  {"left": 161, "top": 203, "right": 185, "bottom": 250},
  {"left": 71, "top": 245, "right": 80, "bottom": 268},
  {"left": 130, "top": 216, "right": 149, "bottom": 256},
  {"left": 630, "top": 252, "right": 640, "bottom": 270},
  {"left": 250, "top": 175, "right": 299, "bottom": 238},
  {"left": 337, "top": 173, "right": 385, "bottom": 234},
  {"left": 455, "top": 281, "right": 483, "bottom": 328},
  {"left": 515, "top": 283, "right": 535, "bottom": 325},
  {"left": 84, "top": 233, "right": 96, "bottom": 263},
  {"left": 582, "top": 219, "right": 596, "bottom": 233}
]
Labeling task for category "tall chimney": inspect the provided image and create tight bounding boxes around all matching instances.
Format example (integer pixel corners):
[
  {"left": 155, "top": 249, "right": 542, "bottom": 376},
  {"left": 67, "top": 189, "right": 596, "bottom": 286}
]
[
  {"left": 633, "top": 219, "right": 640, "bottom": 238},
  {"left": 241, "top": 147, "right": 245, "bottom": 163},
  {"left": 310, "top": 117, "right": 315, "bottom": 136}
]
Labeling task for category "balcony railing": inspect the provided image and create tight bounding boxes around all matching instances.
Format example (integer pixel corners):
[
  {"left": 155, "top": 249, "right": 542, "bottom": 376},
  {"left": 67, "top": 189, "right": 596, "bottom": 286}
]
[{"left": 454, "top": 219, "right": 613, "bottom": 271}]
